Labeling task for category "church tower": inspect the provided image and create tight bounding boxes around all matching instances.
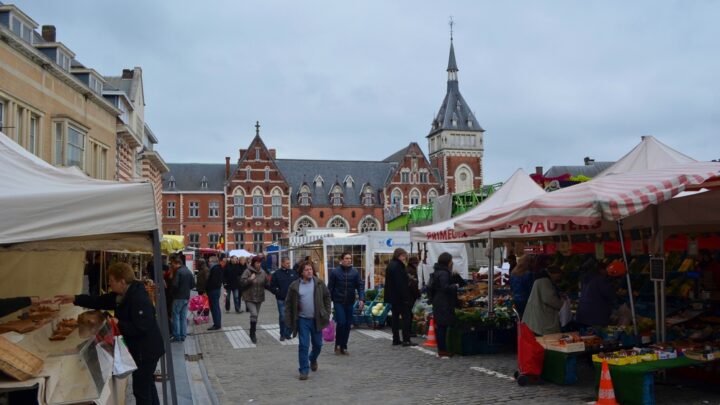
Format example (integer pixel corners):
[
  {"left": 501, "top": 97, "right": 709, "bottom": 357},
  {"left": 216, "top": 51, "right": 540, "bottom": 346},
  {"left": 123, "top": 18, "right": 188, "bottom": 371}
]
[{"left": 427, "top": 34, "right": 484, "bottom": 194}]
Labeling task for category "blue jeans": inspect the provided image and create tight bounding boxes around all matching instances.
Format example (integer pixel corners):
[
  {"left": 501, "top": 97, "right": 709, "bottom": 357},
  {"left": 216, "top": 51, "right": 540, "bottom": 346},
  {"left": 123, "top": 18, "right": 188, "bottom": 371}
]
[
  {"left": 333, "top": 302, "right": 354, "bottom": 350},
  {"left": 207, "top": 288, "right": 222, "bottom": 328},
  {"left": 171, "top": 299, "right": 189, "bottom": 339},
  {"left": 225, "top": 288, "right": 241, "bottom": 312},
  {"left": 277, "top": 300, "right": 290, "bottom": 338},
  {"left": 297, "top": 317, "right": 322, "bottom": 375}
]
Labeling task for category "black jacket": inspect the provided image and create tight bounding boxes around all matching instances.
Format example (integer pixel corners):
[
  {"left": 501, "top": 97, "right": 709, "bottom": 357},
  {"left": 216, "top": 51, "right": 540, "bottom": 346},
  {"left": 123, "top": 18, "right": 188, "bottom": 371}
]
[
  {"left": 384, "top": 258, "right": 411, "bottom": 306},
  {"left": 223, "top": 263, "right": 243, "bottom": 290},
  {"left": 206, "top": 264, "right": 225, "bottom": 291},
  {"left": 172, "top": 265, "right": 195, "bottom": 300},
  {"left": 328, "top": 265, "right": 365, "bottom": 305},
  {"left": 74, "top": 282, "right": 165, "bottom": 364},
  {"left": 430, "top": 264, "right": 458, "bottom": 326},
  {"left": 269, "top": 267, "right": 299, "bottom": 300},
  {"left": 0, "top": 297, "right": 31, "bottom": 318}
]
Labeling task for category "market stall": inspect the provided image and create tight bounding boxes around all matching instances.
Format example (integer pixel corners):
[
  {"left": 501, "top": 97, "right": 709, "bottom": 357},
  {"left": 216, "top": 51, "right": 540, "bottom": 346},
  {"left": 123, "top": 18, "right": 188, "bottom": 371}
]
[{"left": 0, "top": 132, "right": 176, "bottom": 404}]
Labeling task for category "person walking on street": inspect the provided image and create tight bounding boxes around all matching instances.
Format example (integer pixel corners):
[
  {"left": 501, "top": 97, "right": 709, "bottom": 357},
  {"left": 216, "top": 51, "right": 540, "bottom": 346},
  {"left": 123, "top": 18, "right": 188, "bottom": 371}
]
[
  {"left": 429, "top": 252, "right": 460, "bottom": 357},
  {"left": 195, "top": 258, "right": 210, "bottom": 295},
  {"left": 384, "top": 248, "right": 417, "bottom": 347},
  {"left": 55, "top": 263, "right": 164, "bottom": 405},
  {"left": 206, "top": 255, "right": 225, "bottom": 330},
  {"left": 170, "top": 254, "right": 195, "bottom": 342},
  {"left": 240, "top": 256, "right": 269, "bottom": 343},
  {"left": 285, "top": 261, "right": 331, "bottom": 380},
  {"left": 224, "top": 256, "right": 243, "bottom": 313},
  {"left": 328, "top": 252, "right": 365, "bottom": 355},
  {"left": 269, "top": 257, "right": 299, "bottom": 341}
]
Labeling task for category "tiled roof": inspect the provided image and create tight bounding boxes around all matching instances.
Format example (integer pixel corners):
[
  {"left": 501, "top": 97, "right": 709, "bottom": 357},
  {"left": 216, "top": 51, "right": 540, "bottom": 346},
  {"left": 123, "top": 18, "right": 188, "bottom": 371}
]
[
  {"left": 383, "top": 145, "right": 410, "bottom": 163},
  {"left": 162, "top": 163, "right": 231, "bottom": 192},
  {"left": 544, "top": 162, "right": 615, "bottom": 178}
]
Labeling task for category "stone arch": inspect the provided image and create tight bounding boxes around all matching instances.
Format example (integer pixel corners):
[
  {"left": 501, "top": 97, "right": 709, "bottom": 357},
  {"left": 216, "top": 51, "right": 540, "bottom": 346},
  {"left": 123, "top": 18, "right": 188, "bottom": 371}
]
[{"left": 454, "top": 164, "right": 474, "bottom": 193}]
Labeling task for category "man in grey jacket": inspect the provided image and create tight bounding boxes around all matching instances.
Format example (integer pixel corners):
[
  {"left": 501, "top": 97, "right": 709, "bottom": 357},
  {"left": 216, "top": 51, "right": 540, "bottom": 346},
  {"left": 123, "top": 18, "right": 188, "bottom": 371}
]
[
  {"left": 170, "top": 254, "right": 195, "bottom": 341},
  {"left": 285, "top": 261, "right": 331, "bottom": 380}
]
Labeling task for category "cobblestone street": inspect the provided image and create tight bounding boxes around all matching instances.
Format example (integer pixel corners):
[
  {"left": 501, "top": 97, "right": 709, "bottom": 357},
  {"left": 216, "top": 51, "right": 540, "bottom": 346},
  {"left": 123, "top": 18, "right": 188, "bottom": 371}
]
[{"left": 188, "top": 292, "right": 720, "bottom": 405}]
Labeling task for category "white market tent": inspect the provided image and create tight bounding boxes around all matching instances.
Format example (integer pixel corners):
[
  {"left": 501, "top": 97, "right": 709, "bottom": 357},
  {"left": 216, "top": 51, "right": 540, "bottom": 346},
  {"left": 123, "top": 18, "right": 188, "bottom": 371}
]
[
  {"left": 0, "top": 132, "right": 177, "bottom": 404},
  {"left": 595, "top": 135, "right": 696, "bottom": 178}
]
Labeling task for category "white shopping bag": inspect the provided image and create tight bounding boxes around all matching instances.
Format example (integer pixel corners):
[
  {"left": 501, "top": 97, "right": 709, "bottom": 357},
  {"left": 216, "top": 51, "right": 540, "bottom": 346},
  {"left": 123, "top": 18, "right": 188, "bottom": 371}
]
[
  {"left": 559, "top": 298, "right": 572, "bottom": 327},
  {"left": 113, "top": 336, "right": 138, "bottom": 377}
]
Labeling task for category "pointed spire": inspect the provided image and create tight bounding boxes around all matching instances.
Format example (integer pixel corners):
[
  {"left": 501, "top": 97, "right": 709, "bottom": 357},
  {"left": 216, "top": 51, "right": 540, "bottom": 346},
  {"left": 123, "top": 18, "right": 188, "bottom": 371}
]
[
  {"left": 255, "top": 121, "right": 261, "bottom": 136},
  {"left": 447, "top": 17, "right": 458, "bottom": 78}
]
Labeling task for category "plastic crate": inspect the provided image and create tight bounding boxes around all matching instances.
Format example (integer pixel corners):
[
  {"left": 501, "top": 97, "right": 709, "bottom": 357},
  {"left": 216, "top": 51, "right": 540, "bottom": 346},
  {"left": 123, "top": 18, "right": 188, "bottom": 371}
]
[
  {"left": 351, "top": 300, "right": 374, "bottom": 327},
  {"left": 370, "top": 302, "right": 391, "bottom": 328}
]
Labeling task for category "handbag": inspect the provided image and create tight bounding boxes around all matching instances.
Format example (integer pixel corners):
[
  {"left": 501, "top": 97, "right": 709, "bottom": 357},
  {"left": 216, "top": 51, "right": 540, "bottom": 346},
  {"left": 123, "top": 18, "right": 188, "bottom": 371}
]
[
  {"left": 322, "top": 320, "right": 335, "bottom": 342},
  {"left": 113, "top": 336, "right": 137, "bottom": 378}
]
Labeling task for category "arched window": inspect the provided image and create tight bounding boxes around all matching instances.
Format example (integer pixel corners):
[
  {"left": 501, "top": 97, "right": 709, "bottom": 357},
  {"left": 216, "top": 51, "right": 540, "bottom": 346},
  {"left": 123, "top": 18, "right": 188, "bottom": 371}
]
[
  {"left": 427, "top": 189, "right": 438, "bottom": 204},
  {"left": 359, "top": 216, "right": 379, "bottom": 233},
  {"left": 233, "top": 188, "right": 244, "bottom": 217},
  {"left": 409, "top": 189, "right": 420, "bottom": 205},
  {"left": 295, "top": 216, "right": 315, "bottom": 232},
  {"left": 298, "top": 185, "right": 311, "bottom": 206},
  {"left": 330, "top": 185, "right": 343, "bottom": 207},
  {"left": 328, "top": 216, "right": 349, "bottom": 231},
  {"left": 391, "top": 189, "right": 403, "bottom": 207},
  {"left": 252, "top": 188, "right": 264, "bottom": 218},
  {"left": 271, "top": 188, "right": 282, "bottom": 218},
  {"left": 362, "top": 186, "right": 374, "bottom": 206},
  {"left": 454, "top": 165, "right": 474, "bottom": 193}
]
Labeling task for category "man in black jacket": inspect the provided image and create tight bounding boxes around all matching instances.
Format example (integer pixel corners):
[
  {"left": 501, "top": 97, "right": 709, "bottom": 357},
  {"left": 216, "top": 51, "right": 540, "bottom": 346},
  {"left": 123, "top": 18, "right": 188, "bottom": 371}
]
[
  {"left": 55, "top": 262, "right": 164, "bottom": 405},
  {"left": 206, "top": 255, "right": 225, "bottom": 330},
  {"left": 269, "top": 257, "right": 299, "bottom": 340},
  {"left": 384, "top": 248, "right": 417, "bottom": 347}
]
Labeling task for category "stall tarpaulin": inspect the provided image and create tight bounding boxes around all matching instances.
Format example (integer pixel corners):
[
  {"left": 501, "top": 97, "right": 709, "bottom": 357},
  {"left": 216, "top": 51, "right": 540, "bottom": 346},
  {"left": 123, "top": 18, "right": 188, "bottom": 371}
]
[{"left": 594, "top": 135, "right": 696, "bottom": 179}]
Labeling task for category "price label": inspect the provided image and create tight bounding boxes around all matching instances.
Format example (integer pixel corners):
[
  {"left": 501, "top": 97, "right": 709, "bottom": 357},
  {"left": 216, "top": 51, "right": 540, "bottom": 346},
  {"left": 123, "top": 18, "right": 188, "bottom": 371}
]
[{"left": 650, "top": 257, "right": 665, "bottom": 281}]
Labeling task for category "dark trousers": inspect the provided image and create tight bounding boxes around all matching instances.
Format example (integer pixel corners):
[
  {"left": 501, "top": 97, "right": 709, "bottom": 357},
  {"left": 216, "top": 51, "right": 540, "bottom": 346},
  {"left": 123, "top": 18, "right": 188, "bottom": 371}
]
[
  {"left": 208, "top": 288, "right": 222, "bottom": 327},
  {"left": 333, "top": 302, "right": 354, "bottom": 350},
  {"left": 436, "top": 323, "right": 448, "bottom": 352},
  {"left": 391, "top": 303, "right": 412, "bottom": 343},
  {"left": 132, "top": 357, "right": 160, "bottom": 405}
]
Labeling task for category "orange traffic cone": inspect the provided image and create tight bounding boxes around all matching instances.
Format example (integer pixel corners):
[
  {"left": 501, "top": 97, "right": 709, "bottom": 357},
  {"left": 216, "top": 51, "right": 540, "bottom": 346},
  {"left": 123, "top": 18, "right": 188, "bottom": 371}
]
[
  {"left": 423, "top": 317, "right": 437, "bottom": 348},
  {"left": 596, "top": 360, "right": 619, "bottom": 405}
]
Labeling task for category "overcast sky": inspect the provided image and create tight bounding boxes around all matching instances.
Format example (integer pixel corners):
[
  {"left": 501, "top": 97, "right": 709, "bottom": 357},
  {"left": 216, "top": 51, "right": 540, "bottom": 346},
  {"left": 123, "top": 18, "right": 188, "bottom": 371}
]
[{"left": 14, "top": 0, "right": 720, "bottom": 183}]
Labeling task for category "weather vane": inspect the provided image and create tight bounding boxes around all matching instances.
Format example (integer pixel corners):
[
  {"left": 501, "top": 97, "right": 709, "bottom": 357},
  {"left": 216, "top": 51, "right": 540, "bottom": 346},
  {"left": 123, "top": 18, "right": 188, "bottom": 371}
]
[{"left": 449, "top": 16, "right": 454, "bottom": 41}]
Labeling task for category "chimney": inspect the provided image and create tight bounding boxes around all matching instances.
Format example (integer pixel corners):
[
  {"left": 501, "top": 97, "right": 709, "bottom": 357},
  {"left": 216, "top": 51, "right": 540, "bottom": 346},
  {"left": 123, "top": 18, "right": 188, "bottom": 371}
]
[
  {"left": 269, "top": 149, "right": 276, "bottom": 159},
  {"left": 122, "top": 69, "right": 134, "bottom": 79},
  {"left": 225, "top": 157, "right": 231, "bottom": 180},
  {"left": 584, "top": 157, "right": 595, "bottom": 166},
  {"left": 535, "top": 166, "right": 543, "bottom": 176},
  {"left": 41, "top": 25, "right": 56, "bottom": 42}
]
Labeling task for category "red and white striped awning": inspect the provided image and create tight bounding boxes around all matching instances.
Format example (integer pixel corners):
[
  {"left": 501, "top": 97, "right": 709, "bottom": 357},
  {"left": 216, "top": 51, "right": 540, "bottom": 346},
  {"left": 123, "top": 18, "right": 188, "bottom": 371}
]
[{"left": 455, "top": 162, "right": 720, "bottom": 238}]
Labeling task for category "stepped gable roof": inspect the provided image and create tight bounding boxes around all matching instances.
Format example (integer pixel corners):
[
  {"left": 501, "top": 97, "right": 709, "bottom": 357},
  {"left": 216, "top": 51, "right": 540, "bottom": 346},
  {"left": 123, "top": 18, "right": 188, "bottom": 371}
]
[
  {"left": 162, "top": 163, "right": 231, "bottom": 192},
  {"left": 275, "top": 159, "right": 396, "bottom": 206},
  {"left": 428, "top": 39, "right": 483, "bottom": 137}
]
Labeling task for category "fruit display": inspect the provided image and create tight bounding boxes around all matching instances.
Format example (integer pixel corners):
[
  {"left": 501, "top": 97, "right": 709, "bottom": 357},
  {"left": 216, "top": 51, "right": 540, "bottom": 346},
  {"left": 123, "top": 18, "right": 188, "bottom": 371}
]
[{"left": 370, "top": 302, "right": 385, "bottom": 316}]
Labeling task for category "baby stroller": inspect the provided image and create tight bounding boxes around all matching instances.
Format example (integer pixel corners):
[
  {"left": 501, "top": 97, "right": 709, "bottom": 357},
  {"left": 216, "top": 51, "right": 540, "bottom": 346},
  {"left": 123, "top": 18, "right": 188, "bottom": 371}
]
[
  {"left": 189, "top": 294, "right": 210, "bottom": 325},
  {"left": 514, "top": 310, "right": 545, "bottom": 386}
]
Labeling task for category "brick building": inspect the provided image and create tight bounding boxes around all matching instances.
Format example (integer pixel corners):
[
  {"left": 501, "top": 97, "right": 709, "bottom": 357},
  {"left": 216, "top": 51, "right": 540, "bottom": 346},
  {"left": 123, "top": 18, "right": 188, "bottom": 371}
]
[{"left": 162, "top": 38, "right": 485, "bottom": 251}]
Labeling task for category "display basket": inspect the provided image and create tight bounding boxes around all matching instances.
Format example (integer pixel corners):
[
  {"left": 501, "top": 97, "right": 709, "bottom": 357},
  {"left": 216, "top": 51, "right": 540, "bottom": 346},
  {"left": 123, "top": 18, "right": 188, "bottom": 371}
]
[
  {"left": 0, "top": 335, "right": 44, "bottom": 381},
  {"left": 351, "top": 300, "right": 374, "bottom": 327},
  {"left": 370, "top": 302, "right": 391, "bottom": 328}
]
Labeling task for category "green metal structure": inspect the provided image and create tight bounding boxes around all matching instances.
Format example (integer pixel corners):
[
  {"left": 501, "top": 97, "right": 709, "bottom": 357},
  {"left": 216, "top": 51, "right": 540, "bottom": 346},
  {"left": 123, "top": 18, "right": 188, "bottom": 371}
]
[{"left": 403, "top": 182, "right": 504, "bottom": 229}]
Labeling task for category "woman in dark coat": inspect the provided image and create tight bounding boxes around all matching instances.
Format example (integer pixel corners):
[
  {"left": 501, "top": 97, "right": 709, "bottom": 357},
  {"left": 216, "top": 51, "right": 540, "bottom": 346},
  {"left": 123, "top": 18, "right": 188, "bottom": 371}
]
[
  {"left": 384, "top": 248, "right": 416, "bottom": 346},
  {"left": 56, "top": 262, "right": 165, "bottom": 405},
  {"left": 429, "top": 252, "right": 459, "bottom": 357}
]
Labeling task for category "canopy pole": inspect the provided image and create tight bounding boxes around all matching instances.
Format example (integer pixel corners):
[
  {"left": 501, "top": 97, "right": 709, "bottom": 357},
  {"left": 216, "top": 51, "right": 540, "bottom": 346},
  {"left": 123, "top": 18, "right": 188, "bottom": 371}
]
[
  {"left": 650, "top": 205, "right": 665, "bottom": 342},
  {"left": 616, "top": 221, "right": 639, "bottom": 338},
  {"left": 487, "top": 235, "right": 494, "bottom": 316},
  {"left": 152, "top": 230, "right": 177, "bottom": 405}
]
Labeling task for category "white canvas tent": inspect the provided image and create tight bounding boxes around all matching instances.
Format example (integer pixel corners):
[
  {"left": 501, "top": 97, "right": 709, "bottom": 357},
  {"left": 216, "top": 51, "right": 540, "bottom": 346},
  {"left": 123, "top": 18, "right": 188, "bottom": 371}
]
[
  {"left": 595, "top": 135, "right": 696, "bottom": 178},
  {"left": 0, "top": 132, "right": 177, "bottom": 404}
]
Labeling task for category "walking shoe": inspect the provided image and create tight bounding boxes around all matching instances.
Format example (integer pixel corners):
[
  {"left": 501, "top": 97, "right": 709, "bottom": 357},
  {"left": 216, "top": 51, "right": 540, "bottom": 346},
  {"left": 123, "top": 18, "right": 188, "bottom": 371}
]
[
  {"left": 402, "top": 341, "right": 418, "bottom": 347},
  {"left": 298, "top": 373, "right": 308, "bottom": 381},
  {"left": 207, "top": 325, "right": 221, "bottom": 331},
  {"left": 340, "top": 349, "right": 349, "bottom": 355},
  {"left": 310, "top": 361, "right": 318, "bottom": 372},
  {"left": 392, "top": 341, "right": 402, "bottom": 346},
  {"left": 334, "top": 346, "right": 341, "bottom": 355},
  {"left": 280, "top": 336, "right": 285, "bottom": 341}
]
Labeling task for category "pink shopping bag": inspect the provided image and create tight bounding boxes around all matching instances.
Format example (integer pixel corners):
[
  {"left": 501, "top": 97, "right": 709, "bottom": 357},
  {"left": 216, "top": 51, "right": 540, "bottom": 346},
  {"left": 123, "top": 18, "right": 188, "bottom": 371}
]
[{"left": 322, "top": 320, "right": 335, "bottom": 342}]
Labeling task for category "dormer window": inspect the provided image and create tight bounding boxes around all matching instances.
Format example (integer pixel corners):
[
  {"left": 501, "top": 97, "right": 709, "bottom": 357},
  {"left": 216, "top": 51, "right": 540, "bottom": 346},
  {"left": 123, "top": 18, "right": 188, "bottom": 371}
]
[
  {"left": 57, "top": 50, "right": 71, "bottom": 72},
  {"left": 467, "top": 119, "right": 473, "bottom": 128},
  {"left": 10, "top": 14, "right": 34, "bottom": 44},
  {"left": 330, "top": 185, "right": 343, "bottom": 207},
  {"left": 298, "top": 185, "right": 311, "bottom": 206},
  {"left": 344, "top": 175, "right": 354, "bottom": 188},
  {"left": 168, "top": 176, "right": 176, "bottom": 189},
  {"left": 88, "top": 75, "right": 103, "bottom": 96},
  {"left": 200, "top": 176, "right": 208, "bottom": 189},
  {"left": 362, "top": 186, "right": 374, "bottom": 206},
  {"left": 314, "top": 175, "right": 324, "bottom": 188}
]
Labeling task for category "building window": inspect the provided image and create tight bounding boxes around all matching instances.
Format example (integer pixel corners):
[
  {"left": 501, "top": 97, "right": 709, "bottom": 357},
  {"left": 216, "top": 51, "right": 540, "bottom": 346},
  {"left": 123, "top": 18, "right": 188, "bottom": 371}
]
[
  {"left": 362, "top": 187, "right": 374, "bottom": 206},
  {"left": 330, "top": 186, "right": 343, "bottom": 207},
  {"left": 57, "top": 50, "right": 71, "bottom": 72},
  {"left": 298, "top": 185, "right": 311, "bottom": 206},
  {"left": 295, "top": 217, "right": 315, "bottom": 232},
  {"left": 255, "top": 148, "right": 260, "bottom": 160},
  {"left": 271, "top": 189, "right": 282, "bottom": 218},
  {"left": 188, "top": 233, "right": 200, "bottom": 248},
  {"left": 252, "top": 190, "right": 264, "bottom": 218},
  {"left": 53, "top": 120, "right": 86, "bottom": 170},
  {"left": 400, "top": 171, "right": 409, "bottom": 183},
  {"left": 233, "top": 190, "right": 244, "bottom": 218},
  {"left": 328, "top": 216, "right": 349, "bottom": 231},
  {"left": 428, "top": 189, "right": 438, "bottom": 204},
  {"left": 419, "top": 171, "right": 428, "bottom": 183},
  {"left": 359, "top": 217, "right": 379, "bottom": 233},
  {"left": 189, "top": 201, "right": 200, "bottom": 217},
  {"left": 410, "top": 189, "right": 420, "bottom": 205},
  {"left": 253, "top": 232, "right": 264, "bottom": 253},
  {"left": 167, "top": 230, "right": 177, "bottom": 235},
  {"left": 246, "top": 166, "right": 251, "bottom": 180},
  {"left": 201, "top": 176, "right": 208, "bottom": 189},
  {"left": 88, "top": 75, "right": 103, "bottom": 96},
  {"left": 391, "top": 189, "right": 403, "bottom": 207},
  {"left": 314, "top": 175, "right": 324, "bottom": 188},
  {"left": 264, "top": 167, "right": 270, "bottom": 181},
  {"left": 88, "top": 140, "right": 108, "bottom": 179},
  {"left": 272, "top": 231, "right": 282, "bottom": 243},
  {"left": 344, "top": 175, "right": 354, "bottom": 188},
  {"left": 10, "top": 15, "right": 33, "bottom": 44},
  {"left": 209, "top": 201, "right": 219, "bottom": 217},
  {"left": 234, "top": 232, "right": 244, "bottom": 249},
  {"left": 167, "top": 201, "right": 176, "bottom": 218},
  {"left": 208, "top": 233, "right": 220, "bottom": 249},
  {"left": 168, "top": 176, "right": 176, "bottom": 189}
]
